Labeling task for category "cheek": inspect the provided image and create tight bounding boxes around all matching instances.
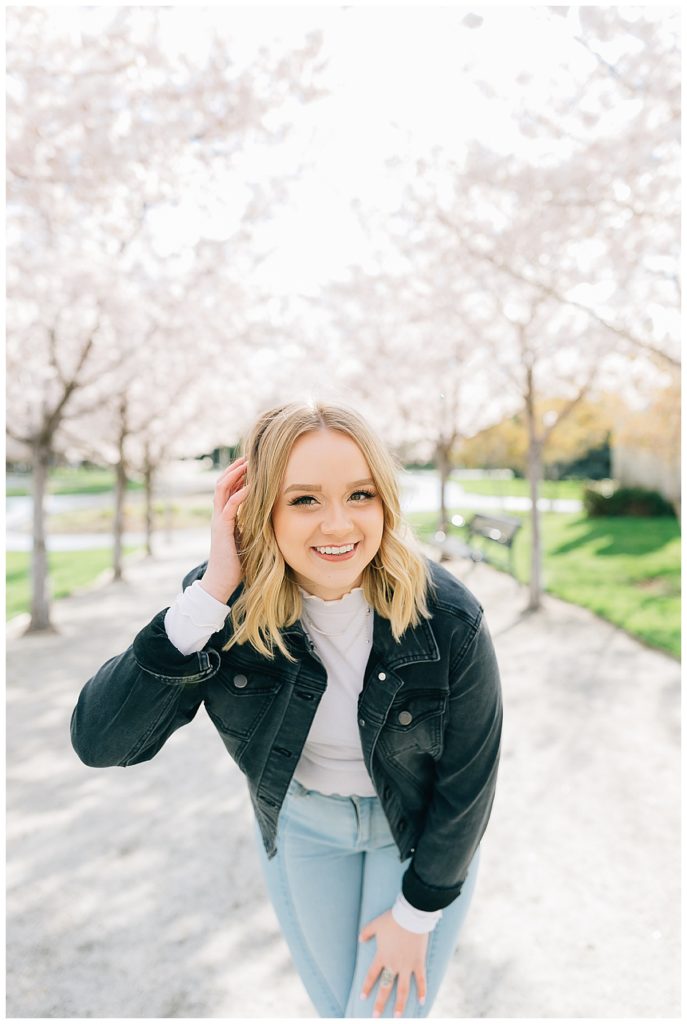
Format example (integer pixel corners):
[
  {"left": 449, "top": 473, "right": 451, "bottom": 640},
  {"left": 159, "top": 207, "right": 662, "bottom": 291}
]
[{"left": 272, "top": 509, "right": 307, "bottom": 550}]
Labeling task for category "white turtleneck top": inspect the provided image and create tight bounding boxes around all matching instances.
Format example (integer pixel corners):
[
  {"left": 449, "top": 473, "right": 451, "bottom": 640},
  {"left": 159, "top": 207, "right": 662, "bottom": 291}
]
[
  {"left": 295, "top": 584, "right": 377, "bottom": 796},
  {"left": 163, "top": 578, "right": 442, "bottom": 933}
]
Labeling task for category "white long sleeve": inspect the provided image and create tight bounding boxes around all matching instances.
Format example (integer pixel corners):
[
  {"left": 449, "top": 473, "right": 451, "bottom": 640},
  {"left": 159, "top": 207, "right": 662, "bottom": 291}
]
[{"left": 163, "top": 579, "right": 232, "bottom": 655}]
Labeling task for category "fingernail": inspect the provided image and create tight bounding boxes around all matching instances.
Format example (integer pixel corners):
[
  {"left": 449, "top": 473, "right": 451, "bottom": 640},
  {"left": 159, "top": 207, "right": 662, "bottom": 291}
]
[
  {"left": 419, "top": 997, "right": 426, "bottom": 1005},
  {"left": 359, "top": 992, "right": 365, "bottom": 1001}
]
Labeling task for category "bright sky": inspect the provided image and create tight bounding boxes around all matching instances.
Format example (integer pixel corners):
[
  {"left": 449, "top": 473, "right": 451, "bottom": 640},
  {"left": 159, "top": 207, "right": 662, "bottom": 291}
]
[
  {"left": 138, "top": 4, "right": 595, "bottom": 291},
  {"left": 36, "top": 1, "right": 672, "bottom": 361}
]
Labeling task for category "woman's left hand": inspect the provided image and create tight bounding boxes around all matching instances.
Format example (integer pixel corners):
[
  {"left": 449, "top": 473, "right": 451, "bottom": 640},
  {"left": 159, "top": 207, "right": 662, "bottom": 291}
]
[{"left": 359, "top": 909, "right": 428, "bottom": 1017}]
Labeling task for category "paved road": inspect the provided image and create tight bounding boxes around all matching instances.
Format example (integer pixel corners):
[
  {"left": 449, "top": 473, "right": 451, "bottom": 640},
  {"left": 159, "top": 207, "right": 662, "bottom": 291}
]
[{"left": 5, "top": 536, "right": 679, "bottom": 1018}]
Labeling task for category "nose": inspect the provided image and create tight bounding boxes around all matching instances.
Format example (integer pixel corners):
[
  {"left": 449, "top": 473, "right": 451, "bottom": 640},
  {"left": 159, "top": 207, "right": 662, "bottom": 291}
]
[{"left": 319, "top": 501, "right": 355, "bottom": 536}]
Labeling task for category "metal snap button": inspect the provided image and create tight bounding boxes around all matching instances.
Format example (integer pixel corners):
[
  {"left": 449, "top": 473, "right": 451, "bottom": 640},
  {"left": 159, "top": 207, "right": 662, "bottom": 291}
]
[
  {"left": 398, "top": 710, "right": 413, "bottom": 726},
  {"left": 233, "top": 673, "right": 248, "bottom": 688},
  {"left": 358, "top": 717, "right": 366, "bottom": 727},
  {"left": 378, "top": 671, "right": 386, "bottom": 680}
]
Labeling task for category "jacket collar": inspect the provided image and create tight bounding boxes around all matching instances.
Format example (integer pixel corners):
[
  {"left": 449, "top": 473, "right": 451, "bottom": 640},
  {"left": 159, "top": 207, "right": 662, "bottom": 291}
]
[{"left": 374, "top": 609, "right": 441, "bottom": 668}]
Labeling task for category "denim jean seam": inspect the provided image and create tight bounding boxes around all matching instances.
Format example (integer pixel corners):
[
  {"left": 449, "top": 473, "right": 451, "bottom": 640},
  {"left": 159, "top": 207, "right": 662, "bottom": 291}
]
[
  {"left": 277, "top": 805, "right": 346, "bottom": 1018},
  {"left": 417, "top": 847, "right": 480, "bottom": 1018},
  {"left": 416, "top": 921, "right": 442, "bottom": 1018}
]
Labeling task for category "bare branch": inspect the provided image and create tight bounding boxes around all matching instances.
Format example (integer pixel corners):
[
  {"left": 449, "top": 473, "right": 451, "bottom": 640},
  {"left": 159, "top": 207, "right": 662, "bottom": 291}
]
[
  {"left": 6, "top": 425, "right": 34, "bottom": 445},
  {"left": 46, "top": 314, "right": 70, "bottom": 389},
  {"left": 541, "top": 371, "right": 596, "bottom": 447},
  {"left": 435, "top": 211, "right": 681, "bottom": 369},
  {"left": 571, "top": 29, "right": 642, "bottom": 97},
  {"left": 43, "top": 309, "right": 103, "bottom": 436}
]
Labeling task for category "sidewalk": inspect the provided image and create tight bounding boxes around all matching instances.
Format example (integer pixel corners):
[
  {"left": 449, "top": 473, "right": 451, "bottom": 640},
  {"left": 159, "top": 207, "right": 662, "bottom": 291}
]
[{"left": 6, "top": 535, "right": 680, "bottom": 1018}]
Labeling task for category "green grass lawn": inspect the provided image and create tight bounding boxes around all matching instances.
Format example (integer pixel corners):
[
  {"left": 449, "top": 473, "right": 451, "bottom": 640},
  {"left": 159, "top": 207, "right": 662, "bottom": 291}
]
[
  {"left": 47, "top": 498, "right": 211, "bottom": 533},
  {"left": 450, "top": 476, "right": 586, "bottom": 500},
  {"left": 7, "top": 467, "right": 145, "bottom": 497},
  {"left": 409, "top": 508, "right": 681, "bottom": 659},
  {"left": 6, "top": 547, "right": 143, "bottom": 620}
]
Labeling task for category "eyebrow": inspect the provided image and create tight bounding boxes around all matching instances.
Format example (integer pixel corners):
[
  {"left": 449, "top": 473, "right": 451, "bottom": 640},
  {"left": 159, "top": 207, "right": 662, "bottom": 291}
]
[{"left": 284, "top": 478, "right": 375, "bottom": 494}]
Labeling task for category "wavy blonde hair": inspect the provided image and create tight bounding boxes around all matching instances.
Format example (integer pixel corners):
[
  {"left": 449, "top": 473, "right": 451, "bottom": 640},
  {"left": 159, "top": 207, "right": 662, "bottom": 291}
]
[{"left": 222, "top": 400, "right": 436, "bottom": 662}]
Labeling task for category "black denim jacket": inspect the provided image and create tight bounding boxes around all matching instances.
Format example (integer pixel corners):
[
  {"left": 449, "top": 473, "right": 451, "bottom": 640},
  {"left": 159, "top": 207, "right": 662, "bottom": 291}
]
[{"left": 70, "top": 556, "right": 502, "bottom": 913}]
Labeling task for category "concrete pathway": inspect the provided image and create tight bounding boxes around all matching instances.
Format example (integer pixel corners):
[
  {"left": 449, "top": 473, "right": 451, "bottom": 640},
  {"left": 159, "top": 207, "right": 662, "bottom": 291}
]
[{"left": 5, "top": 535, "right": 680, "bottom": 1018}]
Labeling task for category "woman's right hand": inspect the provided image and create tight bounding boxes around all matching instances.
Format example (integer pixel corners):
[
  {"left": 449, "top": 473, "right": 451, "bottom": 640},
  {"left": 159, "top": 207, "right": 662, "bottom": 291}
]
[{"left": 199, "top": 455, "right": 250, "bottom": 604}]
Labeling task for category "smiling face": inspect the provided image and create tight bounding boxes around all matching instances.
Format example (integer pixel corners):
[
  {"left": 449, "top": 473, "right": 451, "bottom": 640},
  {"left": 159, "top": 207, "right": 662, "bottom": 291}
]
[{"left": 271, "top": 428, "right": 385, "bottom": 601}]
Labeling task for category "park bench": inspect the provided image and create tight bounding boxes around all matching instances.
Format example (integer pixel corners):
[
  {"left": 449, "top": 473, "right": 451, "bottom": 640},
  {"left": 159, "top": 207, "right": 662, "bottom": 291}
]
[{"left": 434, "top": 512, "right": 522, "bottom": 577}]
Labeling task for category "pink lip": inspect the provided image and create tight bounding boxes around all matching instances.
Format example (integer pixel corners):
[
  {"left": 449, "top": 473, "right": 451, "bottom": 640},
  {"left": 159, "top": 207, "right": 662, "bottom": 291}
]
[{"left": 311, "top": 541, "right": 360, "bottom": 563}]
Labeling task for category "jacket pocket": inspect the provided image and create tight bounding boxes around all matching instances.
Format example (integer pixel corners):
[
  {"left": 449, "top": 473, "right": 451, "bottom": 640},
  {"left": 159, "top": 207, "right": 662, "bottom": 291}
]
[
  {"left": 205, "top": 666, "right": 282, "bottom": 741},
  {"left": 378, "top": 689, "right": 447, "bottom": 756}
]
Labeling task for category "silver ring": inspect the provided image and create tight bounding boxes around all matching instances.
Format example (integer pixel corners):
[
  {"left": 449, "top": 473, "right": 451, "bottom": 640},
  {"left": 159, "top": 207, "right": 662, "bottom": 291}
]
[{"left": 380, "top": 967, "right": 395, "bottom": 987}]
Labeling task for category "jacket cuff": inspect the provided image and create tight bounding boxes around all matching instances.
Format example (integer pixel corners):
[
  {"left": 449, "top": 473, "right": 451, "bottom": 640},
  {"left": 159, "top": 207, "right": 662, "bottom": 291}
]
[
  {"left": 401, "top": 861, "right": 464, "bottom": 912},
  {"left": 132, "top": 609, "right": 221, "bottom": 684}
]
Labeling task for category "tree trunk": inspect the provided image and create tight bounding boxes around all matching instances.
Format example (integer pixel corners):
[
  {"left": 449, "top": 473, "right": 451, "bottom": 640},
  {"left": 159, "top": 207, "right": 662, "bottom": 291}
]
[
  {"left": 527, "top": 437, "right": 544, "bottom": 610},
  {"left": 143, "top": 448, "right": 154, "bottom": 558},
  {"left": 436, "top": 439, "right": 451, "bottom": 534},
  {"left": 26, "top": 439, "right": 55, "bottom": 633},
  {"left": 164, "top": 499, "right": 174, "bottom": 544},
  {"left": 524, "top": 369, "right": 543, "bottom": 610},
  {"left": 113, "top": 457, "right": 127, "bottom": 582}
]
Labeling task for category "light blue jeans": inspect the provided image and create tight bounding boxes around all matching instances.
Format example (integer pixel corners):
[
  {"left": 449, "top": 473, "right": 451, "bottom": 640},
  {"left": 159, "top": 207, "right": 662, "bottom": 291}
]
[{"left": 252, "top": 777, "right": 480, "bottom": 1018}]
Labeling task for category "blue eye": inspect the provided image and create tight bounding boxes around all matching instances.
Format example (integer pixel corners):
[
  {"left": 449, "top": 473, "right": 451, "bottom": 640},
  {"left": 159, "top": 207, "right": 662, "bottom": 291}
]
[
  {"left": 287, "top": 495, "right": 316, "bottom": 507},
  {"left": 287, "top": 489, "right": 377, "bottom": 507}
]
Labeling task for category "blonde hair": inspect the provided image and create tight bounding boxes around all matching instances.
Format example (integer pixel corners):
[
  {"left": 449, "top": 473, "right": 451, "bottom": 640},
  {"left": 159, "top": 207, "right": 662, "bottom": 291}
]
[{"left": 223, "top": 400, "right": 436, "bottom": 662}]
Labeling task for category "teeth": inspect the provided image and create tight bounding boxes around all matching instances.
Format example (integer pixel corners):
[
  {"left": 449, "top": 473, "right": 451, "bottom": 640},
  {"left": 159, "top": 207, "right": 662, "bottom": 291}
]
[{"left": 314, "top": 544, "right": 355, "bottom": 555}]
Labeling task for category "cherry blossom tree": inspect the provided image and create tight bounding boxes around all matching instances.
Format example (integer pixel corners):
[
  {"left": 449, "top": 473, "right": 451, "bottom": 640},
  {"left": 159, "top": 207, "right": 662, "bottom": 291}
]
[
  {"left": 447, "top": 7, "right": 680, "bottom": 371},
  {"left": 312, "top": 260, "right": 502, "bottom": 533},
  {"left": 341, "top": 5, "right": 680, "bottom": 609},
  {"left": 6, "top": 252, "right": 142, "bottom": 630},
  {"left": 6, "top": 6, "right": 327, "bottom": 630}
]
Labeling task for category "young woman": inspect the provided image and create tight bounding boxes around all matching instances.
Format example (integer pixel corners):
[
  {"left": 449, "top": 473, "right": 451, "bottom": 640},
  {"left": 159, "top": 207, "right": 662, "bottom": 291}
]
[{"left": 71, "top": 400, "right": 503, "bottom": 1019}]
